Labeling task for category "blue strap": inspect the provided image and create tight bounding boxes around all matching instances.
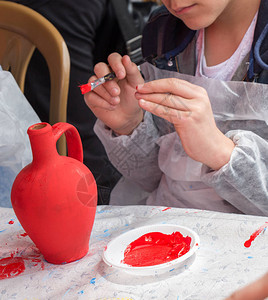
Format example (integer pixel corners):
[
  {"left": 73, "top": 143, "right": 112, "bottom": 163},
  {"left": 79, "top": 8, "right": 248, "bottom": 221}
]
[
  {"left": 254, "top": 23, "right": 268, "bottom": 70},
  {"left": 164, "top": 30, "right": 196, "bottom": 60}
]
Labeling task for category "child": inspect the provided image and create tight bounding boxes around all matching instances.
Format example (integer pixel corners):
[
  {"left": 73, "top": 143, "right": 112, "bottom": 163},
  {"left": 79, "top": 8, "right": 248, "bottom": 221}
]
[
  {"left": 225, "top": 272, "right": 268, "bottom": 300},
  {"left": 84, "top": 0, "right": 268, "bottom": 215}
]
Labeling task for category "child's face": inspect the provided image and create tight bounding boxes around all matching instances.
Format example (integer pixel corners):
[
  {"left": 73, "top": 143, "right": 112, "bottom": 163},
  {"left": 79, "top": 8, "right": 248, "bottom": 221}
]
[{"left": 161, "top": 0, "right": 233, "bottom": 30}]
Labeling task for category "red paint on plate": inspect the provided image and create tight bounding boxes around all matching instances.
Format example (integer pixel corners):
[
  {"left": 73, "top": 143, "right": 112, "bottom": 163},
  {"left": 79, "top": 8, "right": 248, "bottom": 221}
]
[{"left": 123, "top": 231, "right": 191, "bottom": 267}]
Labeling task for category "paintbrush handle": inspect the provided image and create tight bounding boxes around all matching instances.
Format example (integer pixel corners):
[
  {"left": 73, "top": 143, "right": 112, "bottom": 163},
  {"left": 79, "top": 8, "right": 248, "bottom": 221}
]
[
  {"left": 79, "top": 65, "right": 142, "bottom": 95},
  {"left": 79, "top": 72, "right": 116, "bottom": 94}
]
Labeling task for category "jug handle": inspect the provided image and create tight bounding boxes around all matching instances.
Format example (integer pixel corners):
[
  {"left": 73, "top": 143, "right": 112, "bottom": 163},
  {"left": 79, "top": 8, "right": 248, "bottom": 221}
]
[{"left": 52, "top": 122, "right": 83, "bottom": 162}]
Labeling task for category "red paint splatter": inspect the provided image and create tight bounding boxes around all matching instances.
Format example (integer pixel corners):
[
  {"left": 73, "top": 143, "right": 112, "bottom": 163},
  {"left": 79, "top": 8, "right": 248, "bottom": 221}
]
[
  {"left": 244, "top": 222, "right": 268, "bottom": 248},
  {"left": 0, "top": 248, "right": 45, "bottom": 280},
  {"left": 0, "top": 256, "right": 25, "bottom": 279},
  {"left": 162, "top": 207, "right": 171, "bottom": 211},
  {"left": 8, "top": 220, "right": 14, "bottom": 225},
  {"left": 17, "top": 232, "right": 29, "bottom": 239},
  {"left": 123, "top": 231, "right": 191, "bottom": 267}
]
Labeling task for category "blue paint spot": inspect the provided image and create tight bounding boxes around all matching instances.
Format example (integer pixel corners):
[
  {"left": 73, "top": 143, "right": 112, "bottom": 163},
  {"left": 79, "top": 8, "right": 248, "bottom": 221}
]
[
  {"left": 169, "top": 268, "right": 175, "bottom": 272},
  {"left": 97, "top": 210, "right": 108, "bottom": 214},
  {"left": 248, "top": 256, "right": 253, "bottom": 259},
  {"left": 104, "top": 229, "right": 109, "bottom": 233},
  {"left": 95, "top": 232, "right": 111, "bottom": 239},
  {"left": 125, "top": 223, "right": 129, "bottom": 226},
  {"left": 90, "top": 278, "right": 96, "bottom": 285},
  {"left": 48, "top": 271, "right": 55, "bottom": 277},
  {"left": 189, "top": 185, "right": 193, "bottom": 189},
  {"left": 63, "top": 288, "right": 72, "bottom": 297},
  {"left": 0, "top": 229, "right": 6, "bottom": 233},
  {"left": 78, "top": 290, "right": 84, "bottom": 295}
]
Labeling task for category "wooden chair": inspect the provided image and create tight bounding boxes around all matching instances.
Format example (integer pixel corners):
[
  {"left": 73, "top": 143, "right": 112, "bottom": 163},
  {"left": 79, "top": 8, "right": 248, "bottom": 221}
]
[{"left": 0, "top": 1, "right": 70, "bottom": 155}]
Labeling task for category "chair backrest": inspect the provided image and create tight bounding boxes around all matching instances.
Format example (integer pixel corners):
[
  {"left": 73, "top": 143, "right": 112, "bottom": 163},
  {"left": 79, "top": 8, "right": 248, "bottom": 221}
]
[{"left": 0, "top": 1, "right": 70, "bottom": 155}]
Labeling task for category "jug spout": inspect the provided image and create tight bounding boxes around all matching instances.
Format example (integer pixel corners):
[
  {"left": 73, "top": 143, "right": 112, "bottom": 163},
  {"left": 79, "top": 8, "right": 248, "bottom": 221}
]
[{"left": 27, "top": 123, "right": 58, "bottom": 164}]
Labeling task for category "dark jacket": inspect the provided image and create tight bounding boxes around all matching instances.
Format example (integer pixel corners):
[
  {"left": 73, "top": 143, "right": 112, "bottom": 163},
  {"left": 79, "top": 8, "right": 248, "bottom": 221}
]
[
  {"left": 7, "top": 0, "right": 123, "bottom": 205},
  {"left": 142, "top": 0, "right": 268, "bottom": 83},
  {"left": 7, "top": 0, "right": 158, "bottom": 205}
]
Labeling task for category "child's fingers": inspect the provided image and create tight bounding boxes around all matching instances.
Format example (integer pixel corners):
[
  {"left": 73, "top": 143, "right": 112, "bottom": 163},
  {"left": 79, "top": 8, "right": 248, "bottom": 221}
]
[
  {"left": 138, "top": 98, "right": 191, "bottom": 124},
  {"left": 135, "top": 92, "right": 193, "bottom": 112},
  {"left": 107, "top": 52, "right": 126, "bottom": 80},
  {"left": 122, "top": 55, "right": 144, "bottom": 88},
  {"left": 84, "top": 74, "right": 119, "bottom": 106},
  {"left": 84, "top": 87, "right": 118, "bottom": 111},
  {"left": 136, "top": 78, "right": 206, "bottom": 100},
  {"left": 225, "top": 273, "right": 268, "bottom": 300},
  {"left": 93, "top": 61, "right": 121, "bottom": 98}
]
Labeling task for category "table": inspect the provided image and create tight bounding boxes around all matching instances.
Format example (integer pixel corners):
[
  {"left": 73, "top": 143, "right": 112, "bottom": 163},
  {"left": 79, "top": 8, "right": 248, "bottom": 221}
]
[{"left": 0, "top": 205, "right": 268, "bottom": 300}]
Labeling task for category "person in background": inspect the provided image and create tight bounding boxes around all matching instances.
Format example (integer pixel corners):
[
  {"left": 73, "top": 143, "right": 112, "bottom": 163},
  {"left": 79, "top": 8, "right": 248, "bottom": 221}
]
[
  {"left": 7, "top": 0, "right": 160, "bottom": 205},
  {"left": 225, "top": 272, "right": 268, "bottom": 300},
  {"left": 83, "top": 0, "right": 268, "bottom": 214},
  {"left": 5, "top": 0, "right": 129, "bottom": 204}
]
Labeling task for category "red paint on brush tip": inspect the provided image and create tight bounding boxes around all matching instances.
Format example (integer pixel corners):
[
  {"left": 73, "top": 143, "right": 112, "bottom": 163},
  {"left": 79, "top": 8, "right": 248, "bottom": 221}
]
[
  {"left": 244, "top": 222, "right": 268, "bottom": 248},
  {"left": 123, "top": 231, "right": 191, "bottom": 267},
  {"left": 79, "top": 83, "right": 91, "bottom": 95}
]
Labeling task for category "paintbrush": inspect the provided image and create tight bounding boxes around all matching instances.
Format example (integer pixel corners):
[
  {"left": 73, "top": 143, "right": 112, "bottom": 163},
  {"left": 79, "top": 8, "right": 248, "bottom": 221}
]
[
  {"left": 79, "top": 72, "right": 116, "bottom": 95},
  {"left": 79, "top": 65, "right": 142, "bottom": 95}
]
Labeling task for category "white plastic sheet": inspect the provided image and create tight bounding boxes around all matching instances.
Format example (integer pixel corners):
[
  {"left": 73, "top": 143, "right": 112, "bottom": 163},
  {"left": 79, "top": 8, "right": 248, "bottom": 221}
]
[
  {"left": 0, "top": 71, "right": 40, "bottom": 207},
  {"left": 0, "top": 205, "right": 268, "bottom": 299}
]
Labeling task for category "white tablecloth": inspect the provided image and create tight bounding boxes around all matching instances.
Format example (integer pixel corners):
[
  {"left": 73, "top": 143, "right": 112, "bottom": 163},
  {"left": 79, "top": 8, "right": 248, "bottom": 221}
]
[{"left": 0, "top": 205, "right": 268, "bottom": 300}]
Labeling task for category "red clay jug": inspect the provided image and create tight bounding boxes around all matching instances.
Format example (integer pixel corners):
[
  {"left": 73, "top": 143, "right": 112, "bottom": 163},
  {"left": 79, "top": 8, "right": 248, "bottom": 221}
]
[{"left": 11, "top": 122, "right": 97, "bottom": 264}]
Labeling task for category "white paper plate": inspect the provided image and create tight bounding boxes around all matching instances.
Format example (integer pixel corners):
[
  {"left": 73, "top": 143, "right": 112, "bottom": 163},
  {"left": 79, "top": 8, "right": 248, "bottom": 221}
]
[{"left": 102, "top": 224, "right": 200, "bottom": 275}]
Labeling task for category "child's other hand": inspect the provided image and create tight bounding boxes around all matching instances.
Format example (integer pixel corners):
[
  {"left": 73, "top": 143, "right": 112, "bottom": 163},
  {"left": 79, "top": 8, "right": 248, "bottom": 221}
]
[
  {"left": 225, "top": 272, "right": 268, "bottom": 300},
  {"left": 84, "top": 53, "right": 144, "bottom": 135},
  {"left": 135, "top": 78, "right": 235, "bottom": 170}
]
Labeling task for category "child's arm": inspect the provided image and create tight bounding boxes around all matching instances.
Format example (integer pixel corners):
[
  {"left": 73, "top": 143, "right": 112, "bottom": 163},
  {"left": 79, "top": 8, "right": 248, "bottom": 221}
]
[
  {"left": 225, "top": 272, "right": 268, "bottom": 300},
  {"left": 94, "top": 111, "right": 163, "bottom": 193},
  {"left": 202, "top": 130, "right": 268, "bottom": 216}
]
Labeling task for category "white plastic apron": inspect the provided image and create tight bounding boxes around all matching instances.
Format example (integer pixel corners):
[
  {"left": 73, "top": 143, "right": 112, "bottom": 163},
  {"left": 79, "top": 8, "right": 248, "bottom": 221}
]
[{"left": 141, "top": 63, "right": 268, "bottom": 212}]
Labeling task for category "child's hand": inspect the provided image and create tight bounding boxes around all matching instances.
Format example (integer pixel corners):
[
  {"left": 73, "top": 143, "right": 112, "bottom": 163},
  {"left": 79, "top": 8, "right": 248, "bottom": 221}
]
[
  {"left": 84, "top": 53, "right": 144, "bottom": 135},
  {"left": 225, "top": 272, "right": 268, "bottom": 300},
  {"left": 135, "top": 78, "right": 235, "bottom": 170}
]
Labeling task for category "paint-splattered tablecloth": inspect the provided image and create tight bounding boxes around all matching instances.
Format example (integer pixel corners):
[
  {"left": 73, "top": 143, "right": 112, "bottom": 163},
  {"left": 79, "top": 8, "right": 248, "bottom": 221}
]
[{"left": 0, "top": 205, "right": 268, "bottom": 300}]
